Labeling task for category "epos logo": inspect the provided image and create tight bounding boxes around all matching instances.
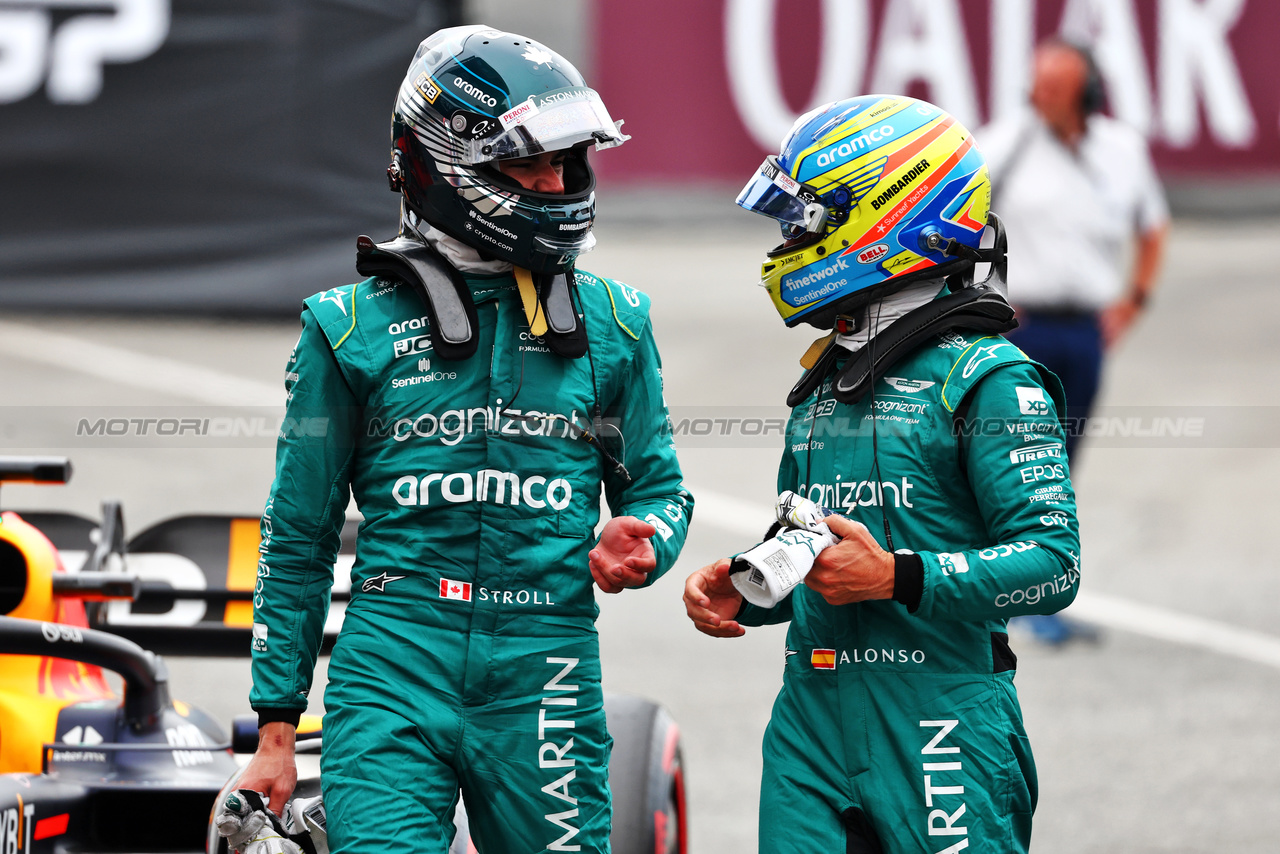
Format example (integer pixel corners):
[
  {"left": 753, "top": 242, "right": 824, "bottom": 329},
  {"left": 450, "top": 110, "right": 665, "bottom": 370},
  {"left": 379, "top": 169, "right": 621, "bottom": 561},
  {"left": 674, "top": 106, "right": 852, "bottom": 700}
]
[
  {"left": 1016, "top": 386, "right": 1050, "bottom": 416},
  {"left": 0, "top": 0, "right": 171, "bottom": 104}
]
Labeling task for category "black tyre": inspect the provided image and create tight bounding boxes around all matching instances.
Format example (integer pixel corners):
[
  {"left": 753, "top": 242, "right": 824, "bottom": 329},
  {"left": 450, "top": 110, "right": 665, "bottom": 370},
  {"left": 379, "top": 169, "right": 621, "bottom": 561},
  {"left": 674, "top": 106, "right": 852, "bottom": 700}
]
[{"left": 604, "top": 694, "right": 687, "bottom": 854}]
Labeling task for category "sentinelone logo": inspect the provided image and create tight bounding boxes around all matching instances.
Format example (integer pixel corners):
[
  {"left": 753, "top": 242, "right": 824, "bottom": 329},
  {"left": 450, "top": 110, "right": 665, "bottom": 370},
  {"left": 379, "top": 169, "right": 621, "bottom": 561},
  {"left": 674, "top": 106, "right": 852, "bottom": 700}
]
[
  {"left": 781, "top": 258, "right": 849, "bottom": 295},
  {"left": 0, "top": 0, "right": 171, "bottom": 105},
  {"left": 869, "top": 159, "right": 929, "bottom": 211}
]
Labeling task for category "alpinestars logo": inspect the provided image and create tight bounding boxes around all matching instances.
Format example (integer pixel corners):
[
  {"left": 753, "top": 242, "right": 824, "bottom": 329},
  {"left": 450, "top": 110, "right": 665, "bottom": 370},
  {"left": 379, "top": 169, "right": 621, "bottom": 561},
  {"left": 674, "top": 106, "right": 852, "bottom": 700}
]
[
  {"left": 869, "top": 159, "right": 929, "bottom": 211},
  {"left": 961, "top": 341, "right": 1009, "bottom": 379},
  {"left": 0, "top": 0, "right": 170, "bottom": 105},
  {"left": 362, "top": 572, "right": 405, "bottom": 592}
]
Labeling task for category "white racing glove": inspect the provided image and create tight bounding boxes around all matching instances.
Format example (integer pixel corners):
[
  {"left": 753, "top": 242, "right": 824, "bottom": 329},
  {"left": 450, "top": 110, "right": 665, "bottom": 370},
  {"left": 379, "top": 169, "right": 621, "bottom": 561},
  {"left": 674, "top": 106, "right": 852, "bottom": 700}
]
[
  {"left": 214, "top": 789, "right": 305, "bottom": 854},
  {"left": 730, "top": 491, "right": 839, "bottom": 608},
  {"left": 284, "top": 796, "right": 328, "bottom": 854}
]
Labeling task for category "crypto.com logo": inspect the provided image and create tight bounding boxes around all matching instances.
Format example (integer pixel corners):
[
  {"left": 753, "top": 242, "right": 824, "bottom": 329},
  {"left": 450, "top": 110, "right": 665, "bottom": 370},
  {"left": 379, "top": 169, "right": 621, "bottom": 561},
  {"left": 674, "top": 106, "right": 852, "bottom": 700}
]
[{"left": 0, "top": 0, "right": 170, "bottom": 104}]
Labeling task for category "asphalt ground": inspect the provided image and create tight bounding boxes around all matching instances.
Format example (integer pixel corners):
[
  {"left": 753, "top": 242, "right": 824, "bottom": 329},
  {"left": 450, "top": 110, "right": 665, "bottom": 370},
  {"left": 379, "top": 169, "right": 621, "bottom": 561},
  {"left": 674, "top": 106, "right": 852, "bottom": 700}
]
[{"left": 2, "top": 213, "right": 1279, "bottom": 852}]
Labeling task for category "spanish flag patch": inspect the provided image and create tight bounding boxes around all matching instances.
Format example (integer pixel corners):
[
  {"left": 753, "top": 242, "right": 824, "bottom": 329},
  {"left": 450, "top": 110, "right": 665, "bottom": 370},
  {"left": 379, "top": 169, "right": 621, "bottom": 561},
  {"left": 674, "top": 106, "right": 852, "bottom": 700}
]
[{"left": 811, "top": 649, "right": 836, "bottom": 670}]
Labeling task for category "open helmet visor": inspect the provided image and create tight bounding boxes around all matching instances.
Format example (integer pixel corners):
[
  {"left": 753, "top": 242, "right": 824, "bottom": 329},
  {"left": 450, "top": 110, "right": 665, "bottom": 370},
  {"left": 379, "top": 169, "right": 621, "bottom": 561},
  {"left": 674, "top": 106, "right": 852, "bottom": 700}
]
[
  {"left": 462, "top": 86, "right": 628, "bottom": 165},
  {"left": 735, "top": 156, "right": 823, "bottom": 233}
]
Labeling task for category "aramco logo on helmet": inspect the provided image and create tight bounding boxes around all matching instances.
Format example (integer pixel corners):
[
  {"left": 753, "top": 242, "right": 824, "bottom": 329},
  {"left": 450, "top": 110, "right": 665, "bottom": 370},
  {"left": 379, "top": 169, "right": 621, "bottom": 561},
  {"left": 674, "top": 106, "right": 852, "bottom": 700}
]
[{"left": 814, "top": 125, "right": 896, "bottom": 169}]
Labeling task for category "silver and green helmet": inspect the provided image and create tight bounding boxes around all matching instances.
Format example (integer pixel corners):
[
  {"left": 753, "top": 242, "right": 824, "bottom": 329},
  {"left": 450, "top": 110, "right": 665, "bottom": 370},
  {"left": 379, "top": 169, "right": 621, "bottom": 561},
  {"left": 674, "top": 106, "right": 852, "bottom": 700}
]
[{"left": 389, "top": 25, "right": 629, "bottom": 273}]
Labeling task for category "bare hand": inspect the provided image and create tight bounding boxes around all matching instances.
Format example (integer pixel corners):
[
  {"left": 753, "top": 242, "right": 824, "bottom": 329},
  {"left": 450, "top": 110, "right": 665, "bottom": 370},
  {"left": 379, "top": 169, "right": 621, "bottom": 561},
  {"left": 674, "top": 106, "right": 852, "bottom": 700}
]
[
  {"left": 590, "top": 516, "right": 657, "bottom": 594},
  {"left": 236, "top": 722, "right": 298, "bottom": 817},
  {"left": 1100, "top": 295, "right": 1143, "bottom": 349},
  {"left": 683, "top": 558, "right": 745, "bottom": 638},
  {"left": 806, "top": 515, "right": 895, "bottom": 606}
]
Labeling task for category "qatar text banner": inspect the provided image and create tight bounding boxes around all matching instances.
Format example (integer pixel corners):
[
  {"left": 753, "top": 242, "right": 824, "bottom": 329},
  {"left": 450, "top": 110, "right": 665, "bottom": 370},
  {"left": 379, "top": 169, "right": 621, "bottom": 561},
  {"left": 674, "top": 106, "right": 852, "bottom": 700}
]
[{"left": 594, "top": 0, "right": 1280, "bottom": 183}]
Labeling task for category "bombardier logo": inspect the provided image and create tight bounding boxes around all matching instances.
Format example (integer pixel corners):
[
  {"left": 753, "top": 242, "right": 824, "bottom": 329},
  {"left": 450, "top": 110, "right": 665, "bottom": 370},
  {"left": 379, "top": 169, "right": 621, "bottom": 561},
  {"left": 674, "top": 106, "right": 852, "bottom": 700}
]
[{"left": 869, "top": 158, "right": 930, "bottom": 211}]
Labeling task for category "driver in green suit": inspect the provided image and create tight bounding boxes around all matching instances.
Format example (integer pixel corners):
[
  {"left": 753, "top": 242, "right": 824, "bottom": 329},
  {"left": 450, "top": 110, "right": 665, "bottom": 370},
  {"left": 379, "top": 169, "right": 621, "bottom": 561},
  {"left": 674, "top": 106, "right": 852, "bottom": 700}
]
[
  {"left": 235, "top": 26, "right": 692, "bottom": 853},
  {"left": 685, "top": 95, "right": 1080, "bottom": 853}
]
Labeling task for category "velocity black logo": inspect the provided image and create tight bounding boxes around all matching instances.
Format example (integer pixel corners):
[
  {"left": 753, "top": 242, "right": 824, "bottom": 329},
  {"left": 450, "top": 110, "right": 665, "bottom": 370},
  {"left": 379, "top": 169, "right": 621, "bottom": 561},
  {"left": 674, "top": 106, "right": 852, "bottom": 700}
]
[{"left": 869, "top": 159, "right": 930, "bottom": 211}]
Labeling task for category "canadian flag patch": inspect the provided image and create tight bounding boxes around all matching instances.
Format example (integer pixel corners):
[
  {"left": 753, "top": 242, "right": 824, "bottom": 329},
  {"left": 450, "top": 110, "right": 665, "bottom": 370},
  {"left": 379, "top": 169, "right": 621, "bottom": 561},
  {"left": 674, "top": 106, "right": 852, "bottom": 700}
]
[{"left": 439, "top": 578, "right": 473, "bottom": 601}]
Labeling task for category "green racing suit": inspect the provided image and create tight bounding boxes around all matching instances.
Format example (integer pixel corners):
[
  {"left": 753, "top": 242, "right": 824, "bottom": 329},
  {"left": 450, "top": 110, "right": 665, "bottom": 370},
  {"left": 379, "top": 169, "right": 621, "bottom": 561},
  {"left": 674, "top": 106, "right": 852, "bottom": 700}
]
[
  {"left": 249, "top": 269, "right": 692, "bottom": 853},
  {"left": 738, "top": 330, "right": 1080, "bottom": 854}
]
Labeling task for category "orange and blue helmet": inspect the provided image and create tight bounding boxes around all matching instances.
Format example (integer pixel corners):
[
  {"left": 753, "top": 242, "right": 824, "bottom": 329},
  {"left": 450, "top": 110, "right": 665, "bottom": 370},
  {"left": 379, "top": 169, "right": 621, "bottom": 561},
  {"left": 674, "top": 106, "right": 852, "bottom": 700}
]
[{"left": 736, "top": 95, "right": 998, "bottom": 328}]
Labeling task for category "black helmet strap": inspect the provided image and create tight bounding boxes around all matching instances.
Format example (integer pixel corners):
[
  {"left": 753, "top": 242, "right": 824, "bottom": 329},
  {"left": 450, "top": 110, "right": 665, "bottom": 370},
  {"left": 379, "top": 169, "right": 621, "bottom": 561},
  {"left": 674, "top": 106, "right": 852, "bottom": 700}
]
[
  {"left": 355, "top": 235, "right": 479, "bottom": 361},
  {"left": 355, "top": 235, "right": 590, "bottom": 362},
  {"left": 785, "top": 284, "right": 1019, "bottom": 407}
]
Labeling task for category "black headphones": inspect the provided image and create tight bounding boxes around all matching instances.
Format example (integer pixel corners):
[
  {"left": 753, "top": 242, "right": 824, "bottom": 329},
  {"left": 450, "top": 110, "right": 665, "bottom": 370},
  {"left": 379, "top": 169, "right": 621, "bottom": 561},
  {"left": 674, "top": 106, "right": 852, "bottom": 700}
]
[{"left": 1066, "top": 41, "right": 1106, "bottom": 114}]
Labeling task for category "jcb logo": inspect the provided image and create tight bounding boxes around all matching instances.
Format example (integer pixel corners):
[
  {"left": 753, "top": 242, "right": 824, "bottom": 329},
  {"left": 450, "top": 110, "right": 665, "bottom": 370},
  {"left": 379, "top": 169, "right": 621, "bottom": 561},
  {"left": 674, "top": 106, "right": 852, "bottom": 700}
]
[
  {"left": 0, "top": 0, "right": 170, "bottom": 104},
  {"left": 393, "top": 335, "right": 432, "bottom": 359}
]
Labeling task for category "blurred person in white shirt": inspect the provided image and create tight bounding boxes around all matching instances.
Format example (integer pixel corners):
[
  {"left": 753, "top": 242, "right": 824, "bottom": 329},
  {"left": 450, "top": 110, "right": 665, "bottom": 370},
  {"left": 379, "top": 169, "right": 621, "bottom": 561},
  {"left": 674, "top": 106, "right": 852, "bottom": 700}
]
[
  {"left": 980, "top": 39, "right": 1169, "bottom": 456},
  {"left": 979, "top": 39, "right": 1169, "bottom": 645}
]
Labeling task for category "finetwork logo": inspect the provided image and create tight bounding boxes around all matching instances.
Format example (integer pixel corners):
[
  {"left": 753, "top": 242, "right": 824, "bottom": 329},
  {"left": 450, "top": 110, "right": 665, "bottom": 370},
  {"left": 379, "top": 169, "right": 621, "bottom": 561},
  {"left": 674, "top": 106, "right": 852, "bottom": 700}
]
[
  {"left": 0, "top": 0, "right": 171, "bottom": 104},
  {"left": 781, "top": 258, "right": 850, "bottom": 305}
]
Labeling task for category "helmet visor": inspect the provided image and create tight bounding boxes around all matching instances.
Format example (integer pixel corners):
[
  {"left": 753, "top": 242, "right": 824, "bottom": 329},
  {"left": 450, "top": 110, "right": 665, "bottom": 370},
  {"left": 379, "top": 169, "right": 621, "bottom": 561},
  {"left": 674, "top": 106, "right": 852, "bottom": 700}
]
[
  {"left": 736, "top": 156, "right": 815, "bottom": 229},
  {"left": 463, "top": 87, "right": 628, "bottom": 164}
]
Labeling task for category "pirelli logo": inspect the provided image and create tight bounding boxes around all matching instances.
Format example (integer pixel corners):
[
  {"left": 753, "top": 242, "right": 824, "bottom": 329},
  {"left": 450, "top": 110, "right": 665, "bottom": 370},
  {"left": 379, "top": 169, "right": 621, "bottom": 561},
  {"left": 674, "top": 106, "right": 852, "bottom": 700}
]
[
  {"left": 415, "top": 72, "right": 441, "bottom": 103},
  {"left": 811, "top": 649, "right": 836, "bottom": 670}
]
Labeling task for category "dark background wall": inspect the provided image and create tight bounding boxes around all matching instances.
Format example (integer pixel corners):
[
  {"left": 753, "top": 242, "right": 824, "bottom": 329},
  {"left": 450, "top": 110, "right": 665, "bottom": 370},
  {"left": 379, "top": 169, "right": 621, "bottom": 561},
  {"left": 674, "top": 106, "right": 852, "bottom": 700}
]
[{"left": 0, "top": 0, "right": 461, "bottom": 313}]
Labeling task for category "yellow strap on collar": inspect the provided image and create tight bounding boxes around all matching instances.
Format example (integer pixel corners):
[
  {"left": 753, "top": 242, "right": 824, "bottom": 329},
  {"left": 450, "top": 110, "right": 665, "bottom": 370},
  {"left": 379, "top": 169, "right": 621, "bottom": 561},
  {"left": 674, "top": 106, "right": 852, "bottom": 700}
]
[
  {"left": 513, "top": 267, "right": 548, "bottom": 336},
  {"left": 800, "top": 333, "right": 835, "bottom": 369}
]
